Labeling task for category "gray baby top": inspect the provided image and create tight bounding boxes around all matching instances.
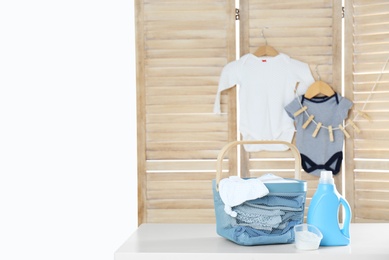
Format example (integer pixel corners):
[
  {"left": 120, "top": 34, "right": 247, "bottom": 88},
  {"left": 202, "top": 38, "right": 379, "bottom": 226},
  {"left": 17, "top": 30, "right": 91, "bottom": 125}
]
[{"left": 285, "top": 94, "right": 353, "bottom": 176}]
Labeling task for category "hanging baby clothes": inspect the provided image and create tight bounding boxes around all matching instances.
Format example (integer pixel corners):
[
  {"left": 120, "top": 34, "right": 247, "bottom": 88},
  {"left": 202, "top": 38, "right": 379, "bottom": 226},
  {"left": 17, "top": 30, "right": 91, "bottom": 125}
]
[
  {"left": 284, "top": 94, "right": 353, "bottom": 176},
  {"left": 214, "top": 53, "right": 314, "bottom": 152}
]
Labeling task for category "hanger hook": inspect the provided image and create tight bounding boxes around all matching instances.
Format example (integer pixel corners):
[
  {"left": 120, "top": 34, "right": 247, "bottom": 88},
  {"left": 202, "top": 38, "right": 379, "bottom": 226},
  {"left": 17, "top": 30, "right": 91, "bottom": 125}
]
[
  {"left": 315, "top": 64, "right": 321, "bottom": 81},
  {"left": 261, "top": 27, "right": 269, "bottom": 45}
]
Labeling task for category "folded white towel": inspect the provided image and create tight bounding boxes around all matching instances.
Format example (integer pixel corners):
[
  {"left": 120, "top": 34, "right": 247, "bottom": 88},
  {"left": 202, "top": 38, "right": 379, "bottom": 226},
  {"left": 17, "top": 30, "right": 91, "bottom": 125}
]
[{"left": 219, "top": 176, "right": 269, "bottom": 217}]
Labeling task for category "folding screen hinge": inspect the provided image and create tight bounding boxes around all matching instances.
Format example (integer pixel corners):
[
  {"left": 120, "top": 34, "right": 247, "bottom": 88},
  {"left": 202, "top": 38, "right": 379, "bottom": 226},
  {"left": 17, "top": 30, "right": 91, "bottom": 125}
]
[
  {"left": 342, "top": 6, "right": 345, "bottom": 18},
  {"left": 235, "top": 8, "right": 240, "bottom": 20}
]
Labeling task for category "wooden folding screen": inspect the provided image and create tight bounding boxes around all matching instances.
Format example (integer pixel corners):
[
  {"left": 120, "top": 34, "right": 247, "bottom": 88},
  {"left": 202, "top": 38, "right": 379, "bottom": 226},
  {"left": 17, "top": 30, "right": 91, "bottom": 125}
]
[
  {"left": 344, "top": 0, "right": 389, "bottom": 222},
  {"left": 136, "top": 0, "right": 388, "bottom": 224}
]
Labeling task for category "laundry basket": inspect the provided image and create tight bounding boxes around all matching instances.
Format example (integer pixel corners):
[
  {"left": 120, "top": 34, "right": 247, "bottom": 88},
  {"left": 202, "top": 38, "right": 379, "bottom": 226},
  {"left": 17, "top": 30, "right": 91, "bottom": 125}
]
[{"left": 213, "top": 140, "right": 307, "bottom": 246}]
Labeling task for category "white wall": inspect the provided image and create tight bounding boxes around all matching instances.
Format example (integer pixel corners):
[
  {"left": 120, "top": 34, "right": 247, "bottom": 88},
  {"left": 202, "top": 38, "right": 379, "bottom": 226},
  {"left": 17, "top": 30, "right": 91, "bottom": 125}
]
[{"left": 0, "top": 1, "right": 137, "bottom": 259}]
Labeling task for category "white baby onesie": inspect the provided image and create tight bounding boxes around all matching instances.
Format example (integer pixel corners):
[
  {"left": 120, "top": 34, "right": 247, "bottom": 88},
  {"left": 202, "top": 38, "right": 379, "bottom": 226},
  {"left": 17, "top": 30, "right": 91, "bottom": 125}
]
[{"left": 214, "top": 53, "right": 314, "bottom": 151}]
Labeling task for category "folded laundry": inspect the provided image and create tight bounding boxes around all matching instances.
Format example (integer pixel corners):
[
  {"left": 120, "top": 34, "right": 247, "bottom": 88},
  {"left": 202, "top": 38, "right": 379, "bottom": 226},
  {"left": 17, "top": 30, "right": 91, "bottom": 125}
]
[
  {"left": 234, "top": 205, "right": 284, "bottom": 231},
  {"left": 233, "top": 201, "right": 304, "bottom": 231},
  {"left": 219, "top": 176, "right": 269, "bottom": 217},
  {"left": 248, "top": 194, "right": 305, "bottom": 209},
  {"left": 212, "top": 176, "right": 307, "bottom": 246},
  {"left": 233, "top": 219, "right": 302, "bottom": 243}
]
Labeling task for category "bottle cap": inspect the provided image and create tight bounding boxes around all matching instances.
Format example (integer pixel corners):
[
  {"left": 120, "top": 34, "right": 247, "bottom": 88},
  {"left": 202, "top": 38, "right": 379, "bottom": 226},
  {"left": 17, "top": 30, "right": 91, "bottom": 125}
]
[{"left": 320, "top": 171, "right": 334, "bottom": 184}]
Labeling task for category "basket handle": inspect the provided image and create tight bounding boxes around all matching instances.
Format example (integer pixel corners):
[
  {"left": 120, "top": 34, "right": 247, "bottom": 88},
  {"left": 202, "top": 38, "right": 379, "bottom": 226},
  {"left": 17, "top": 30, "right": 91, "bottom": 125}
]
[{"left": 216, "top": 140, "right": 302, "bottom": 190}]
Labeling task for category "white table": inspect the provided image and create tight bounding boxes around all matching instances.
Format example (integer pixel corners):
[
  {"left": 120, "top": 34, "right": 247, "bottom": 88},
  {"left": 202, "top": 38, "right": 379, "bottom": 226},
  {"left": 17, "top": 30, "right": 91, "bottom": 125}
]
[{"left": 115, "top": 223, "right": 389, "bottom": 260}]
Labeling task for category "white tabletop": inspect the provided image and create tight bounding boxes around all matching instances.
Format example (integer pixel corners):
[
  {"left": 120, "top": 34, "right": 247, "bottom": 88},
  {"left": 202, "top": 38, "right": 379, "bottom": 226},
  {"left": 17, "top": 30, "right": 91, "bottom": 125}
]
[{"left": 115, "top": 223, "right": 389, "bottom": 260}]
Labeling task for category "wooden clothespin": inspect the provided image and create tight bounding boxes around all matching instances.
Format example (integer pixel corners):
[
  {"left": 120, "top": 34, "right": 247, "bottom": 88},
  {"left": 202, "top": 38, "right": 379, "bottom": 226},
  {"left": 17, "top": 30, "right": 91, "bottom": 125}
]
[
  {"left": 294, "top": 106, "right": 307, "bottom": 117},
  {"left": 328, "top": 125, "right": 334, "bottom": 142},
  {"left": 357, "top": 110, "right": 372, "bottom": 122},
  {"left": 302, "top": 115, "right": 315, "bottom": 129},
  {"left": 312, "top": 122, "right": 322, "bottom": 138},
  {"left": 338, "top": 124, "right": 350, "bottom": 138},
  {"left": 347, "top": 119, "right": 361, "bottom": 133}
]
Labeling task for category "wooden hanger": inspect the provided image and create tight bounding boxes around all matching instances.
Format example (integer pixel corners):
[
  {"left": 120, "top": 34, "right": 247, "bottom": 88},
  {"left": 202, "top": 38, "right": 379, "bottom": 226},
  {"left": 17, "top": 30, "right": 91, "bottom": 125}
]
[
  {"left": 304, "top": 81, "right": 335, "bottom": 98},
  {"left": 254, "top": 28, "right": 279, "bottom": 57},
  {"left": 254, "top": 45, "right": 279, "bottom": 57},
  {"left": 304, "top": 65, "right": 335, "bottom": 99}
]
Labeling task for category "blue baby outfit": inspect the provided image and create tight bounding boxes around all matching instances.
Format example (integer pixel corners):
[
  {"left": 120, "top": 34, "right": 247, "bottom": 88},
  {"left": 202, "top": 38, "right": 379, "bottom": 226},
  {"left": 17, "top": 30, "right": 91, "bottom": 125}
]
[{"left": 285, "top": 94, "right": 353, "bottom": 176}]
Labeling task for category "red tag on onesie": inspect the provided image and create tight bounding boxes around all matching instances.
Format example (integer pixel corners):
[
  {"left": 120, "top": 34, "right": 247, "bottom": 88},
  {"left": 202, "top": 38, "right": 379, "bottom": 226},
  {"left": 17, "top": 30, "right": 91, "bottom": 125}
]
[{"left": 262, "top": 59, "right": 267, "bottom": 62}]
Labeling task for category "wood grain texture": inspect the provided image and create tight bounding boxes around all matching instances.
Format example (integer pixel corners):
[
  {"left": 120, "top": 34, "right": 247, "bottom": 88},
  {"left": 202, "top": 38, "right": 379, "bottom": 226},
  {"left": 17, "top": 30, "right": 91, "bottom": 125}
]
[{"left": 137, "top": 0, "right": 236, "bottom": 224}]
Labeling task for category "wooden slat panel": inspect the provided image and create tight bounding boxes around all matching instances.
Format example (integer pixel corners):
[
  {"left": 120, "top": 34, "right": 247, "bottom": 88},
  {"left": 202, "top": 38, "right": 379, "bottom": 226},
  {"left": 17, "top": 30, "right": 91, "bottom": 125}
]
[
  {"left": 146, "top": 58, "right": 227, "bottom": 67},
  {"left": 352, "top": 111, "right": 389, "bottom": 121},
  {"left": 249, "top": 160, "right": 300, "bottom": 170},
  {"left": 355, "top": 171, "right": 389, "bottom": 180},
  {"left": 249, "top": 151, "right": 299, "bottom": 159},
  {"left": 347, "top": 0, "right": 389, "bottom": 221},
  {"left": 354, "top": 43, "right": 389, "bottom": 54},
  {"left": 146, "top": 76, "right": 219, "bottom": 86},
  {"left": 147, "top": 114, "right": 227, "bottom": 123},
  {"left": 353, "top": 73, "right": 389, "bottom": 83},
  {"left": 353, "top": 92, "right": 389, "bottom": 102},
  {"left": 356, "top": 190, "right": 389, "bottom": 200},
  {"left": 355, "top": 149, "right": 389, "bottom": 159},
  {"left": 146, "top": 160, "right": 219, "bottom": 172},
  {"left": 356, "top": 199, "right": 389, "bottom": 209},
  {"left": 354, "top": 139, "right": 389, "bottom": 150},
  {"left": 145, "top": 3, "right": 226, "bottom": 13},
  {"left": 355, "top": 180, "right": 389, "bottom": 190},
  {"left": 249, "top": 8, "right": 332, "bottom": 18},
  {"left": 137, "top": 0, "right": 236, "bottom": 224},
  {"left": 248, "top": 27, "right": 333, "bottom": 37},
  {"left": 354, "top": 62, "right": 389, "bottom": 74},
  {"left": 241, "top": 0, "right": 341, "bottom": 215},
  {"left": 147, "top": 172, "right": 216, "bottom": 181},
  {"left": 247, "top": 171, "right": 299, "bottom": 179},
  {"left": 353, "top": 102, "right": 389, "bottom": 111},
  {"left": 354, "top": 2, "right": 389, "bottom": 16},
  {"left": 146, "top": 133, "right": 227, "bottom": 142},
  {"left": 354, "top": 0, "right": 389, "bottom": 5},
  {"left": 249, "top": 0, "right": 332, "bottom": 9},
  {"left": 146, "top": 104, "right": 215, "bottom": 114},
  {"left": 148, "top": 180, "right": 212, "bottom": 191},
  {"left": 148, "top": 199, "right": 214, "bottom": 209},
  {"left": 147, "top": 189, "right": 212, "bottom": 200},
  {"left": 354, "top": 160, "right": 389, "bottom": 171},
  {"left": 147, "top": 209, "right": 215, "bottom": 223},
  {"left": 147, "top": 121, "right": 225, "bottom": 132},
  {"left": 354, "top": 207, "right": 389, "bottom": 221},
  {"left": 354, "top": 23, "right": 389, "bottom": 36}
]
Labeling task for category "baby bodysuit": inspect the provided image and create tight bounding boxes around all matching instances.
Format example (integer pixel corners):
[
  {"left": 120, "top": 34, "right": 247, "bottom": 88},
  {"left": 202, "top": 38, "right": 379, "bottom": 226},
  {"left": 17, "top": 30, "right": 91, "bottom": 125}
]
[
  {"left": 285, "top": 94, "right": 353, "bottom": 176},
  {"left": 214, "top": 53, "right": 314, "bottom": 152}
]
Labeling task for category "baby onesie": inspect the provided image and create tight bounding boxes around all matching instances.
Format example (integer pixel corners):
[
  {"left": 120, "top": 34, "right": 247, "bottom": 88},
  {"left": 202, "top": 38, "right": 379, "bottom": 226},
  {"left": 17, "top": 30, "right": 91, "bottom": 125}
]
[
  {"left": 285, "top": 94, "right": 353, "bottom": 176},
  {"left": 214, "top": 53, "right": 314, "bottom": 152}
]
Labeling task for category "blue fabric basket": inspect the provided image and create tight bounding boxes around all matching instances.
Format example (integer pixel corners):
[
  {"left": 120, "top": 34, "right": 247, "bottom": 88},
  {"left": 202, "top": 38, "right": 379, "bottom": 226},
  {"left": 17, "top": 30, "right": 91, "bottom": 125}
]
[
  {"left": 213, "top": 178, "right": 307, "bottom": 246},
  {"left": 213, "top": 140, "right": 306, "bottom": 246}
]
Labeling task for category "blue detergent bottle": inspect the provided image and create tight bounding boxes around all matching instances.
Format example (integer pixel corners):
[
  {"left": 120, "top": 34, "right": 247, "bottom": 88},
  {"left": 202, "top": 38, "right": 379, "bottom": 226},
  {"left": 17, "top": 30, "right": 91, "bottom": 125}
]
[{"left": 307, "top": 171, "right": 352, "bottom": 246}]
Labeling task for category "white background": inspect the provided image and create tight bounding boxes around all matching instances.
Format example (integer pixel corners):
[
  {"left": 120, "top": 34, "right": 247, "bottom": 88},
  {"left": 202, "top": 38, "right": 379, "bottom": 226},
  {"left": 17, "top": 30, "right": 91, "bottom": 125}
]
[{"left": 0, "top": 1, "right": 137, "bottom": 259}]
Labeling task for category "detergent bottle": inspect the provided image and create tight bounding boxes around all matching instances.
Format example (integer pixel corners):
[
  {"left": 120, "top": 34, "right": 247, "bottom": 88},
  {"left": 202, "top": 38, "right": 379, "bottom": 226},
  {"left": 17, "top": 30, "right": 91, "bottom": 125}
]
[{"left": 307, "top": 171, "right": 351, "bottom": 246}]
